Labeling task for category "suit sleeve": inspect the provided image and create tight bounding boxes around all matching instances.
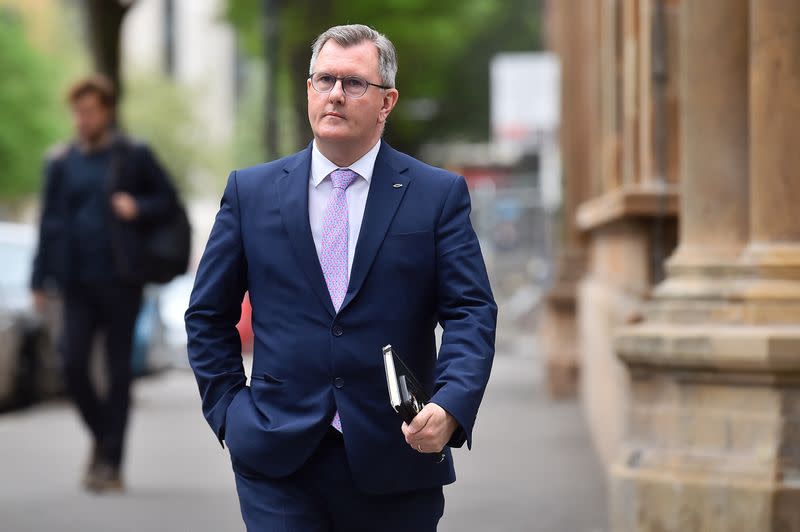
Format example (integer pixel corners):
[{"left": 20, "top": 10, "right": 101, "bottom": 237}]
[
  {"left": 429, "top": 176, "right": 497, "bottom": 449},
  {"left": 185, "top": 171, "right": 249, "bottom": 446}
]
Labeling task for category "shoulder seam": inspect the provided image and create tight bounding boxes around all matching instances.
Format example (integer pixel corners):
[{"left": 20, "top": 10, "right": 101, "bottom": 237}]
[{"left": 433, "top": 174, "right": 462, "bottom": 229}]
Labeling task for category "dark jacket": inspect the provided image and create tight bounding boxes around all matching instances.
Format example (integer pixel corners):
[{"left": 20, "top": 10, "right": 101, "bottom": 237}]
[
  {"left": 185, "top": 142, "right": 497, "bottom": 495},
  {"left": 31, "top": 134, "right": 179, "bottom": 290}
]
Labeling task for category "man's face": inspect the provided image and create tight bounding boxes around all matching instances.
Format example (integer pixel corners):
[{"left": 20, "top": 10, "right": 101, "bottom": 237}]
[
  {"left": 307, "top": 40, "right": 398, "bottom": 147},
  {"left": 71, "top": 93, "right": 113, "bottom": 144}
]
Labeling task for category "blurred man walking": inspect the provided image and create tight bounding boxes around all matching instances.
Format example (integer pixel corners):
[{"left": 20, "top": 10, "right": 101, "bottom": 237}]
[{"left": 31, "top": 75, "right": 179, "bottom": 493}]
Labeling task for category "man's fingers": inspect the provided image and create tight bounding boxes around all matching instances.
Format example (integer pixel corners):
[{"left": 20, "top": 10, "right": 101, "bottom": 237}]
[
  {"left": 407, "top": 407, "right": 433, "bottom": 434},
  {"left": 408, "top": 433, "right": 446, "bottom": 453},
  {"left": 403, "top": 421, "right": 427, "bottom": 444},
  {"left": 402, "top": 405, "right": 452, "bottom": 452}
]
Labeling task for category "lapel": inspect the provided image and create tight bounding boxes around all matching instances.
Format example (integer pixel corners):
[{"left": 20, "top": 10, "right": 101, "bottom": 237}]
[
  {"left": 278, "top": 144, "right": 336, "bottom": 318},
  {"left": 338, "top": 142, "right": 412, "bottom": 313}
]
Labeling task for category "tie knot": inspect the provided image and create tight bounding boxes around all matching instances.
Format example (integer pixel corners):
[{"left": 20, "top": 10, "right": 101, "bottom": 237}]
[{"left": 329, "top": 168, "right": 359, "bottom": 190}]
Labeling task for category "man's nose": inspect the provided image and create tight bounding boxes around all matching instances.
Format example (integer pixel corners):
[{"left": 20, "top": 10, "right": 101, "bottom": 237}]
[{"left": 328, "top": 79, "right": 346, "bottom": 102}]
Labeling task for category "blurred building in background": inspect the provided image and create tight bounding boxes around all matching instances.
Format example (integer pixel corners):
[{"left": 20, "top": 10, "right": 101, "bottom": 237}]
[
  {"left": 542, "top": 0, "right": 680, "bottom": 451},
  {"left": 122, "top": 0, "right": 238, "bottom": 146},
  {"left": 547, "top": 0, "right": 800, "bottom": 529},
  {"left": 420, "top": 49, "right": 560, "bottom": 360}
]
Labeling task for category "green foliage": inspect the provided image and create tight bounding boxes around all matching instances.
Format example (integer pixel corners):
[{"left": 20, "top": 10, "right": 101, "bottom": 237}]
[
  {"left": 121, "top": 73, "right": 232, "bottom": 194},
  {"left": 0, "top": 10, "right": 68, "bottom": 199},
  {"left": 224, "top": 0, "right": 542, "bottom": 155},
  {"left": 231, "top": 59, "right": 299, "bottom": 168},
  {"left": 422, "top": 0, "right": 543, "bottom": 144},
  {"left": 231, "top": 60, "right": 268, "bottom": 169}
]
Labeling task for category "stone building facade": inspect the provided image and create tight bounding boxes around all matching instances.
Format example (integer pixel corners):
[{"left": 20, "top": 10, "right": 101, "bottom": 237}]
[{"left": 542, "top": 0, "right": 800, "bottom": 529}]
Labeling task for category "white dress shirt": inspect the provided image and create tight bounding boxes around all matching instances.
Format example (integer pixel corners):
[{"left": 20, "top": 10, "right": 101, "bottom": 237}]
[{"left": 309, "top": 139, "right": 381, "bottom": 276}]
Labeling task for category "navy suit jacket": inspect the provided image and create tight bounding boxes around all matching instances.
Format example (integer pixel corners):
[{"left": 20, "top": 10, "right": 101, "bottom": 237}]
[{"left": 185, "top": 142, "right": 496, "bottom": 495}]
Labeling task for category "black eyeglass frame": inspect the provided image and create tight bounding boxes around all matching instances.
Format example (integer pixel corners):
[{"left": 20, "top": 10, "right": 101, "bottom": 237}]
[{"left": 309, "top": 72, "right": 393, "bottom": 98}]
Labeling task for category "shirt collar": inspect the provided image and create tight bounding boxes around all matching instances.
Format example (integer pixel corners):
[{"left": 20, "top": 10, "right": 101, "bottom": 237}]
[
  {"left": 76, "top": 128, "right": 119, "bottom": 155},
  {"left": 311, "top": 139, "right": 381, "bottom": 188}
]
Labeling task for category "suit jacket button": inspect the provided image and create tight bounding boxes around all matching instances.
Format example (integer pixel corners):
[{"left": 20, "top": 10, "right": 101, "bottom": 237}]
[
  {"left": 332, "top": 325, "right": 343, "bottom": 337},
  {"left": 334, "top": 377, "right": 345, "bottom": 389}
]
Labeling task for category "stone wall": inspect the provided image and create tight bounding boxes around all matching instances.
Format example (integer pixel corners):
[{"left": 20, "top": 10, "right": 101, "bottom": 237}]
[{"left": 551, "top": 0, "right": 800, "bottom": 529}]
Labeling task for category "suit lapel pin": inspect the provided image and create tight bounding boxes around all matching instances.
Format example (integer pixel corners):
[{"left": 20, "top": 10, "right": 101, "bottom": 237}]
[{"left": 392, "top": 183, "right": 403, "bottom": 188}]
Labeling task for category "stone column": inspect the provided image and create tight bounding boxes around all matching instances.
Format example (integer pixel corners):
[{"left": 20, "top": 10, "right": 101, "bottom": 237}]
[
  {"left": 573, "top": 0, "right": 681, "bottom": 465},
  {"left": 748, "top": 0, "right": 800, "bottom": 248},
  {"left": 599, "top": 0, "right": 622, "bottom": 193},
  {"left": 738, "top": 0, "right": 800, "bottom": 323},
  {"left": 621, "top": 0, "right": 640, "bottom": 186},
  {"left": 650, "top": 0, "right": 750, "bottom": 320},
  {"left": 611, "top": 1, "right": 800, "bottom": 530},
  {"left": 539, "top": 0, "right": 596, "bottom": 398}
]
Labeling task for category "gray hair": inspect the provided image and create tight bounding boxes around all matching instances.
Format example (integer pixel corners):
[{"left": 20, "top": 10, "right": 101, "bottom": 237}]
[{"left": 309, "top": 24, "right": 397, "bottom": 88}]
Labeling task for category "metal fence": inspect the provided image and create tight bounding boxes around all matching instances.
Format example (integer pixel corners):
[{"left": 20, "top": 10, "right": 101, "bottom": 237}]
[{"left": 469, "top": 176, "right": 554, "bottom": 355}]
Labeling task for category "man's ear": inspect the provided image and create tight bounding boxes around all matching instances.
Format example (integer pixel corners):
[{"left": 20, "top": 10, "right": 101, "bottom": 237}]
[{"left": 378, "top": 89, "right": 399, "bottom": 124}]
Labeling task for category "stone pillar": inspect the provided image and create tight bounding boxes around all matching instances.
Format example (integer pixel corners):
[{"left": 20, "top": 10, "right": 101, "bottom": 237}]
[
  {"left": 653, "top": 0, "right": 750, "bottom": 315},
  {"left": 739, "top": 0, "right": 800, "bottom": 323},
  {"left": 598, "top": 0, "right": 622, "bottom": 193},
  {"left": 611, "top": 1, "right": 800, "bottom": 530},
  {"left": 748, "top": 0, "right": 800, "bottom": 248},
  {"left": 539, "top": 0, "right": 595, "bottom": 398},
  {"left": 621, "top": 0, "right": 640, "bottom": 186},
  {"left": 574, "top": 0, "right": 681, "bottom": 463}
]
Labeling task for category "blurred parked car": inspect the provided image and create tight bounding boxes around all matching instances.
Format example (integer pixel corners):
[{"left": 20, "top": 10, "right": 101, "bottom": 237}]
[
  {"left": 0, "top": 222, "right": 170, "bottom": 411},
  {"left": 238, "top": 292, "right": 254, "bottom": 354},
  {"left": 150, "top": 273, "right": 254, "bottom": 369},
  {"left": 0, "top": 222, "right": 59, "bottom": 410},
  {"left": 149, "top": 273, "right": 193, "bottom": 369}
]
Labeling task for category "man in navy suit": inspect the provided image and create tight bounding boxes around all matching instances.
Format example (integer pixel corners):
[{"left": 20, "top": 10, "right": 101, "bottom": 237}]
[{"left": 186, "top": 24, "right": 496, "bottom": 531}]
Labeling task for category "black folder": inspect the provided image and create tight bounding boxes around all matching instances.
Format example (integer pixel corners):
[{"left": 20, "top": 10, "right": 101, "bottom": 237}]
[
  {"left": 383, "top": 344, "right": 446, "bottom": 463},
  {"left": 382, "top": 344, "right": 430, "bottom": 424}
]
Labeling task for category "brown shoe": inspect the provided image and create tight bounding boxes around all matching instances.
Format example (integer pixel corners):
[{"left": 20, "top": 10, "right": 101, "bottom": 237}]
[
  {"left": 81, "top": 443, "right": 102, "bottom": 490},
  {"left": 85, "top": 463, "right": 125, "bottom": 494}
]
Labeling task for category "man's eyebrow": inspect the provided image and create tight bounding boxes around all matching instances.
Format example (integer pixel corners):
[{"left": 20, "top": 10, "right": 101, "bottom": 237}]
[{"left": 315, "top": 66, "right": 372, "bottom": 76}]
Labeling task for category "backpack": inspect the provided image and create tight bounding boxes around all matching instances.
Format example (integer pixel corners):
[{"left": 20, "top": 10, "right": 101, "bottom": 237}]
[
  {"left": 110, "top": 137, "right": 191, "bottom": 284},
  {"left": 140, "top": 197, "right": 191, "bottom": 284}
]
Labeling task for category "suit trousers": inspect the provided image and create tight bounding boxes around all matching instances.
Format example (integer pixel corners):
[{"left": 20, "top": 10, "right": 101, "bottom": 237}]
[
  {"left": 60, "top": 279, "right": 142, "bottom": 468},
  {"left": 232, "top": 427, "right": 445, "bottom": 531}
]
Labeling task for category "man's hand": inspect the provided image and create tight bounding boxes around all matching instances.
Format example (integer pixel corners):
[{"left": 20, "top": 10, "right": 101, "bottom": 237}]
[
  {"left": 401, "top": 402, "right": 459, "bottom": 454},
  {"left": 32, "top": 290, "right": 47, "bottom": 314},
  {"left": 111, "top": 192, "right": 139, "bottom": 221}
]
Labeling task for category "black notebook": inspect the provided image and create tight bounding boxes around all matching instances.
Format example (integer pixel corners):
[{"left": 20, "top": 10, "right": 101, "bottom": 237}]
[
  {"left": 383, "top": 344, "right": 446, "bottom": 462},
  {"left": 383, "top": 344, "right": 430, "bottom": 424}
]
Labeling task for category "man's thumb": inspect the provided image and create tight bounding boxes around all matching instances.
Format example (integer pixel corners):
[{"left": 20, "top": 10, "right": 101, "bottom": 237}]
[{"left": 408, "top": 407, "right": 432, "bottom": 434}]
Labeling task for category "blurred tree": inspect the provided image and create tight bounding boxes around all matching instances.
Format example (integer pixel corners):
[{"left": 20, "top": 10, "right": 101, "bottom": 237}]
[
  {"left": 122, "top": 75, "right": 201, "bottom": 194},
  {"left": 225, "top": 0, "right": 541, "bottom": 157},
  {"left": 424, "top": 0, "right": 543, "bottom": 143},
  {"left": 233, "top": 59, "right": 300, "bottom": 169},
  {"left": 84, "top": 0, "right": 134, "bottom": 96},
  {"left": 0, "top": 10, "right": 66, "bottom": 199}
]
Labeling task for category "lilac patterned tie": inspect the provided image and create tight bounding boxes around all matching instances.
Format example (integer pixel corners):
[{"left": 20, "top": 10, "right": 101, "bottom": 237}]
[{"left": 318, "top": 168, "right": 359, "bottom": 432}]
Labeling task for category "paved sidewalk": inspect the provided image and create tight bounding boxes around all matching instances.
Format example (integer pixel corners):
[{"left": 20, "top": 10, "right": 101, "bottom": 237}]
[{"left": 0, "top": 351, "right": 607, "bottom": 531}]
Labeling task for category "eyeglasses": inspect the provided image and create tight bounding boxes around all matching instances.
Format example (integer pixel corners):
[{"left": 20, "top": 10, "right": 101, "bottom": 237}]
[{"left": 309, "top": 72, "right": 392, "bottom": 98}]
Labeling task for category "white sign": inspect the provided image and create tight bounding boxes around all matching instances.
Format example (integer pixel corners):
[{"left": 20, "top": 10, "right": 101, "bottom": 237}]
[{"left": 490, "top": 52, "right": 560, "bottom": 148}]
